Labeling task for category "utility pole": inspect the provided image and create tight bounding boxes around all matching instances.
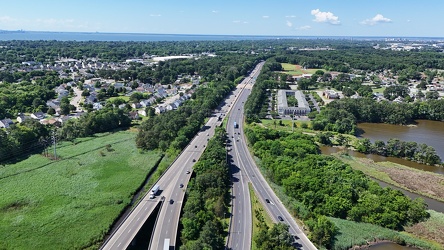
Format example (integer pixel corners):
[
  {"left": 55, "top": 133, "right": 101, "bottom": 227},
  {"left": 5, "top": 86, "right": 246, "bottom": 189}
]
[{"left": 52, "top": 130, "right": 57, "bottom": 160}]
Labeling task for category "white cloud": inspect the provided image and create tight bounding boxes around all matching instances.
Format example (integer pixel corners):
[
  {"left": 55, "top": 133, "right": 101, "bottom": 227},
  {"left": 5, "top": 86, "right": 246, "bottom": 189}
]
[
  {"left": 150, "top": 14, "right": 162, "bottom": 17},
  {"left": 0, "top": 16, "right": 15, "bottom": 23},
  {"left": 232, "top": 20, "right": 248, "bottom": 24},
  {"left": 296, "top": 25, "right": 311, "bottom": 30},
  {"left": 286, "top": 20, "right": 293, "bottom": 27},
  {"left": 361, "top": 14, "right": 392, "bottom": 25},
  {"left": 212, "top": 10, "right": 219, "bottom": 13},
  {"left": 262, "top": 15, "right": 269, "bottom": 19},
  {"left": 285, "top": 15, "right": 296, "bottom": 18},
  {"left": 311, "top": 9, "right": 340, "bottom": 25}
]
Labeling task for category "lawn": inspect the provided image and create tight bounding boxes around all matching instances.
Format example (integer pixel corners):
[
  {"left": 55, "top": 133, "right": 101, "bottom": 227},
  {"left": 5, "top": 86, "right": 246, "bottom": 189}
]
[
  {"left": 259, "top": 119, "right": 312, "bottom": 132},
  {"left": 280, "top": 63, "right": 324, "bottom": 75},
  {"left": 0, "top": 131, "right": 162, "bottom": 249}
]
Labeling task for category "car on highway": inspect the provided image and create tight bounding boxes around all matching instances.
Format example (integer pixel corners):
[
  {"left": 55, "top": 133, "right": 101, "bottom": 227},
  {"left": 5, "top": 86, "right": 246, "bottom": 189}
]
[
  {"left": 179, "top": 184, "right": 184, "bottom": 188},
  {"left": 278, "top": 216, "right": 284, "bottom": 221},
  {"left": 265, "top": 199, "right": 270, "bottom": 203},
  {"left": 169, "top": 199, "right": 174, "bottom": 204},
  {"left": 192, "top": 159, "right": 196, "bottom": 162},
  {"left": 186, "top": 170, "right": 190, "bottom": 174}
]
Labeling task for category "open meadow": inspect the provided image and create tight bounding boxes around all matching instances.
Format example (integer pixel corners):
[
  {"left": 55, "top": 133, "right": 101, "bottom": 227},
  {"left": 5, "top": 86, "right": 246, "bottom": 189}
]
[
  {"left": 281, "top": 63, "right": 324, "bottom": 75},
  {"left": 0, "top": 131, "right": 162, "bottom": 249}
]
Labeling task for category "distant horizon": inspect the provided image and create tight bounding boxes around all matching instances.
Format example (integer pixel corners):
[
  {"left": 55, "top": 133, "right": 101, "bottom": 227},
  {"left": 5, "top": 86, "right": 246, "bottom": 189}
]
[
  {"left": 1, "top": 29, "right": 444, "bottom": 40},
  {"left": 1, "top": 1, "right": 443, "bottom": 37}
]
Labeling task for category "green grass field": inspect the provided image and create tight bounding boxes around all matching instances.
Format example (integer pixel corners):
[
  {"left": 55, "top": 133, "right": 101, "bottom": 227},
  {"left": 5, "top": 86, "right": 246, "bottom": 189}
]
[
  {"left": 331, "top": 217, "right": 442, "bottom": 250},
  {"left": 281, "top": 63, "right": 324, "bottom": 75},
  {"left": 259, "top": 119, "right": 312, "bottom": 132},
  {"left": 0, "top": 131, "right": 162, "bottom": 249}
]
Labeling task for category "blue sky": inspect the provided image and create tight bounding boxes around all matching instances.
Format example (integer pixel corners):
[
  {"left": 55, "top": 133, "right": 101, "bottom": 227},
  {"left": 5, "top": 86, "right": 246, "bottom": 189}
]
[{"left": 1, "top": 0, "right": 443, "bottom": 37}]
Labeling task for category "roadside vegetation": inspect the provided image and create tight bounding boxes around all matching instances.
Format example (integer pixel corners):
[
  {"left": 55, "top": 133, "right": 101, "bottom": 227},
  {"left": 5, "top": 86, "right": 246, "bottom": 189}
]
[
  {"left": 179, "top": 127, "right": 229, "bottom": 250},
  {"left": 244, "top": 125, "right": 432, "bottom": 249},
  {"left": 0, "top": 131, "right": 162, "bottom": 249}
]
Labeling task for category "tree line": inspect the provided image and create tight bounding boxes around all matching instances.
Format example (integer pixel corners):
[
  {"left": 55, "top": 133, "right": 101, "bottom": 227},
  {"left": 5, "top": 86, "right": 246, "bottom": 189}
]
[
  {"left": 136, "top": 54, "right": 262, "bottom": 152},
  {"left": 179, "top": 127, "right": 229, "bottom": 250},
  {"left": 244, "top": 126, "right": 429, "bottom": 248},
  {"left": 355, "top": 138, "right": 441, "bottom": 165}
]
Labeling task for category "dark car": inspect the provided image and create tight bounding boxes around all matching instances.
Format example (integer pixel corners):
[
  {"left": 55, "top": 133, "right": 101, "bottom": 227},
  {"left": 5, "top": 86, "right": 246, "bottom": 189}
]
[
  {"left": 179, "top": 184, "right": 184, "bottom": 188},
  {"left": 265, "top": 199, "right": 270, "bottom": 203},
  {"left": 169, "top": 199, "right": 174, "bottom": 204},
  {"left": 192, "top": 159, "right": 196, "bottom": 162},
  {"left": 278, "top": 216, "right": 284, "bottom": 221}
]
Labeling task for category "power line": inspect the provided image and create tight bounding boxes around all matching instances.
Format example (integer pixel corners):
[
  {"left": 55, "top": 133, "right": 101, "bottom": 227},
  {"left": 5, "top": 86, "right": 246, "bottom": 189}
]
[{"left": 52, "top": 129, "right": 58, "bottom": 160}]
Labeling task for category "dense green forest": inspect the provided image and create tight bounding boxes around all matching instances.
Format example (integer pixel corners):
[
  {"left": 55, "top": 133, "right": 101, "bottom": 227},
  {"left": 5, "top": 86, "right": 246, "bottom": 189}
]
[
  {"left": 245, "top": 125, "right": 429, "bottom": 248},
  {"left": 179, "top": 127, "right": 229, "bottom": 250},
  {"left": 273, "top": 47, "right": 444, "bottom": 72}
]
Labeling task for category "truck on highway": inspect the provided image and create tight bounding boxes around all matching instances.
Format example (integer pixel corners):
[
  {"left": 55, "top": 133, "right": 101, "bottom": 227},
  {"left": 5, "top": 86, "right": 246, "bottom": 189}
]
[
  {"left": 149, "top": 184, "right": 160, "bottom": 199},
  {"left": 234, "top": 121, "right": 238, "bottom": 128},
  {"left": 164, "top": 238, "right": 170, "bottom": 250}
]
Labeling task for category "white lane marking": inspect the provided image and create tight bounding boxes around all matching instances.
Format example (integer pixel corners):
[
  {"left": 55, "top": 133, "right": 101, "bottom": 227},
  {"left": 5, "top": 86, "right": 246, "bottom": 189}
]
[
  {"left": 137, "top": 217, "right": 140, "bottom": 221},
  {"left": 117, "top": 242, "right": 121, "bottom": 247}
]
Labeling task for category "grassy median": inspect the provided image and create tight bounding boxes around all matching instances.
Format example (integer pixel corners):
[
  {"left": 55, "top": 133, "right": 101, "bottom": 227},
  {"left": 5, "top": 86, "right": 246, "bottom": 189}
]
[
  {"left": 249, "top": 183, "right": 273, "bottom": 250},
  {"left": 0, "top": 130, "right": 162, "bottom": 249}
]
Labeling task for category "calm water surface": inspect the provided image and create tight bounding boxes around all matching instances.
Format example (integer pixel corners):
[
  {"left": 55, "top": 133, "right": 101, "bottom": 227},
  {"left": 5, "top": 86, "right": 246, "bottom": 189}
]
[{"left": 358, "top": 120, "right": 444, "bottom": 160}]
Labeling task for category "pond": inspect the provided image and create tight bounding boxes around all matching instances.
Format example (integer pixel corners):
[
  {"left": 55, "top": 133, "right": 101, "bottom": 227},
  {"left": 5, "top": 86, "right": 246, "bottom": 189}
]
[{"left": 357, "top": 120, "right": 444, "bottom": 160}]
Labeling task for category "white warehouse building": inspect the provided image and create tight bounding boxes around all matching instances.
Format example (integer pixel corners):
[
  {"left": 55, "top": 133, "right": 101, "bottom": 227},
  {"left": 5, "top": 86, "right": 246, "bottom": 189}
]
[{"left": 277, "top": 90, "right": 311, "bottom": 115}]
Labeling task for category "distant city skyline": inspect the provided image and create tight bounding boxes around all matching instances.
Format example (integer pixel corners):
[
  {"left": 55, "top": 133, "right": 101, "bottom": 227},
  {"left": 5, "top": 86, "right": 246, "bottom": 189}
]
[{"left": 1, "top": 0, "right": 443, "bottom": 37}]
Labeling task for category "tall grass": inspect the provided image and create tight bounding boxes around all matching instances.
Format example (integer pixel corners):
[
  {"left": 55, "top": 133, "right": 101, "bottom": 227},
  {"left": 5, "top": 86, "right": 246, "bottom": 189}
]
[
  {"left": 0, "top": 131, "right": 162, "bottom": 249},
  {"left": 331, "top": 217, "right": 442, "bottom": 250}
]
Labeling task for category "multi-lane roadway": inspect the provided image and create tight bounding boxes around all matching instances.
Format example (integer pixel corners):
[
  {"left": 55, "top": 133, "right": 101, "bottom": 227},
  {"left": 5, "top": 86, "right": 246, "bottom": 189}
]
[
  {"left": 225, "top": 68, "right": 317, "bottom": 250},
  {"left": 102, "top": 61, "right": 316, "bottom": 250}
]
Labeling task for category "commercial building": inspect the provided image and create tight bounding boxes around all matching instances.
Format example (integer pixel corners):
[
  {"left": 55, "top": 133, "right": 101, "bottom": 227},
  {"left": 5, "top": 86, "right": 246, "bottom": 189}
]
[{"left": 277, "top": 90, "right": 311, "bottom": 115}]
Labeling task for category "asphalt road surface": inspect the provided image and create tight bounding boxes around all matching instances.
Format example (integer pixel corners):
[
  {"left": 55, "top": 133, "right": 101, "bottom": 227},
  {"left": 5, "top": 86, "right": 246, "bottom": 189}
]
[{"left": 225, "top": 63, "right": 317, "bottom": 250}]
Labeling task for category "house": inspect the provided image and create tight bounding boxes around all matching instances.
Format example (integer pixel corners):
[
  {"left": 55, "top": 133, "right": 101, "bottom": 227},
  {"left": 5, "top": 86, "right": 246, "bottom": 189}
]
[
  {"left": 93, "top": 102, "right": 103, "bottom": 110},
  {"left": 31, "top": 111, "right": 45, "bottom": 120},
  {"left": 323, "top": 90, "right": 339, "bottom": 99},
  {"left": 139, "top": 99, "right": 151, "bottom": 108},
  {"left": 131, "top": 102, "right": 142, "bottom": 109},
  {"left": 138, "top": 109, "right": 147, "bottom": 117},
  {"left": 166, "top": 103, "right": 177, "bottom": 111},
  {"left": 155, "top": 105, "right": 165, "bottom": 114},
  {"left": 46, "top": 99, "right": 61, "bottom": 110},
  {"left": 17, "top": 113, "right": 30, "bottom": 123},
  {"left": 0, "top": 118, "right": 14, "bottom": 128},
  {"left": 114, "top": 82, "right": 125, "bottom": 90},
  {"left": 173, "top": 100, "right": 182, "bottom": 108},
  {"left": 128, "top": 111, "right": 139, "bottom": 120}
]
